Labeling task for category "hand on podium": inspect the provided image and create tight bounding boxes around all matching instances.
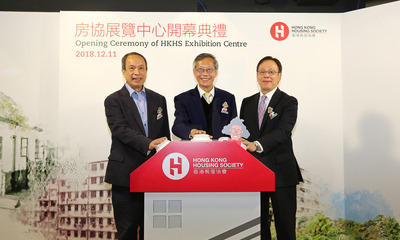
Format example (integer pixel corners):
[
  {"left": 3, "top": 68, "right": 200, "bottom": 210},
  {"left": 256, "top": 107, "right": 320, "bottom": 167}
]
[{"left": 149, "top": 137, "right": 168, "bottom": 151}]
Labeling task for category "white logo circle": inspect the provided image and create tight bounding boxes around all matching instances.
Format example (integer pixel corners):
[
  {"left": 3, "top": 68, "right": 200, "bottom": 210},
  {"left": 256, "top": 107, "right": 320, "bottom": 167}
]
[{"left": 162, "top": 153, "right": 190, "bottom": 180}]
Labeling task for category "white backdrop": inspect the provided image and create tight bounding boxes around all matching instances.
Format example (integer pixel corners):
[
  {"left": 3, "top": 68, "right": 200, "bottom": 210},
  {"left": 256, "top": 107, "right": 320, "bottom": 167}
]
[
  {"left": 59, "top": 11, "right": 344, "bottom": 201},
  {"left": 343, "top": 2, "right": 400, "bottom": 221}
]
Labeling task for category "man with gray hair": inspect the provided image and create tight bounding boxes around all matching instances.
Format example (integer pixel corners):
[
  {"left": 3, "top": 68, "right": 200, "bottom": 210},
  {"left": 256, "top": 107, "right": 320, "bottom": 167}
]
[{"left": 172, "top": 53, "right": 237, "bottom": 140}]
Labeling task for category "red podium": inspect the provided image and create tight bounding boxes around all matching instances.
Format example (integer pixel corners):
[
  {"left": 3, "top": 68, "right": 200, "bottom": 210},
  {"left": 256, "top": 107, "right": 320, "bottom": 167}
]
[{"left": 130, "top": 141, "right": 275, "bottom": 240}]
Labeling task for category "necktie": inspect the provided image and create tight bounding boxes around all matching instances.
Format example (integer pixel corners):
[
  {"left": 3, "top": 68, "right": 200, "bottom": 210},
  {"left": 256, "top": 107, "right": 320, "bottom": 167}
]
[
  {"left": 203, "top": 92, "right": 212, "bottom": 104},
  {"left": 258, "top": 95, "right": 267, "bottom": 129}
]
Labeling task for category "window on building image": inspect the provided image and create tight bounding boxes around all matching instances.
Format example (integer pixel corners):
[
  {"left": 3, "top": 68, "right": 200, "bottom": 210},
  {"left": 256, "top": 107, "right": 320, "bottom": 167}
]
[
  {"left": 81, "top": 230, "right": 86, "bottom": 238},
  {"left": 0, "top": 136, "right": 3, "bottom": 160},
  {"left": 34, "top": 139, "right": 40, "bottom": 160},
  {"left": 20, "top": 137, "right": 28, "bottom": 158},
  {"left": 91, "top": 177, "right": 97, "bottom": 185},
  {"left": 81, "top": 191, "right": 87, "bottom": 198},
  {"left": 90, "top": 231, "right": 96, "bottom": 238},
  {"left": 99, "top": 190, "right": 104, "bottom": 197},
  {"left": 99, "top": 204, "right": 104, "bottom": 212},
  {"left": 91, "top": 164, "right": 97, "bottom": 171},
  {"left": 91, "top": 218, "right": 96, "bottom": 228},
  {"left": 100, "top": 163, "right": 105, "bottom": 170},
  {"left": 91, "top": 190, "right": 96, "bottom": 198}
]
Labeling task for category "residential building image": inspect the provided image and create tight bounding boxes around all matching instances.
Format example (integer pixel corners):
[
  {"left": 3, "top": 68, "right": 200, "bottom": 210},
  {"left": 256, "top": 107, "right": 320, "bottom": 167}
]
[
  {"left": 35, "top": 160, "right": 118, "bottom": 240},
  {"left": 0, "top": 91, "right": 54, "bottom": 196}
]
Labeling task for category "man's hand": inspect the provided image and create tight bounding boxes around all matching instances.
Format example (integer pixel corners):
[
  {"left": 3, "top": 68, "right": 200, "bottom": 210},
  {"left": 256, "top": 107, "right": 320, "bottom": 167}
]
[
  {"left": 149, "top": 137, "right": 167, "bottom": 150},
  {"left": 190, "top": 129, "right": 207, "bottom": 138},
  {"left": 242, "top": 139, "right": 257, "bottom": 152}
]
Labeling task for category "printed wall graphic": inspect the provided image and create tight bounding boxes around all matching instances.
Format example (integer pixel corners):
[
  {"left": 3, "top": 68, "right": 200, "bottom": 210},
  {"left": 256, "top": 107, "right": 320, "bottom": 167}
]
[
  {"left": 59, "top": 12, "right": 346, "bottom": 229},
  {"left": 1, "top": 2, "right": 400, "bottom": 238}
]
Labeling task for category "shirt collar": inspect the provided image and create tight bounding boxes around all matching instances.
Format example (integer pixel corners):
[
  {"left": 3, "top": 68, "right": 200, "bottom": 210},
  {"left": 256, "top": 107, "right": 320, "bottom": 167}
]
[
  {"left": 197, "top": 85, "right": 215, "bottom": 98},
  {"left": 125, "top": 83, "right": 146, "bottom": 97},
  {"left": 259, "top": 87, "right": 278, "bottom": 101}
]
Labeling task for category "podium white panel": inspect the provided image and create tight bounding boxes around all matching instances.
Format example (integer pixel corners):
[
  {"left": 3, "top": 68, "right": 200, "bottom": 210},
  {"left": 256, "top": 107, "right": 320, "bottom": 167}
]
[{"left": 145, "top": 192, "right": 260, "bottom": 240}]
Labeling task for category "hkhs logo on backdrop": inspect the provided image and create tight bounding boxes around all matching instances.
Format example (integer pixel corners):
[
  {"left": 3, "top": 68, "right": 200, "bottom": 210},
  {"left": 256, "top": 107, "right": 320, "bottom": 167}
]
[
  {"left": 162, "top": 153, "right": 190, "bottom": 180},
  {"left": 270, "top": 22, "right": 328, "bottom": 40},
  {"left": 270, "top": 22, "right": 289, "bottom": 41}
]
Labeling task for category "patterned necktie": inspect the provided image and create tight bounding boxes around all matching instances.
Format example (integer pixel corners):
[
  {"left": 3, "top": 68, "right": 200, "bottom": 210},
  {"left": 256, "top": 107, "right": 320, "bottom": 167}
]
[
  {"left": 258, "top": 95, "right": 267, "bottom": 129},
  {"left": 203, "top": 92, "right": 212, "bottom": 104}
]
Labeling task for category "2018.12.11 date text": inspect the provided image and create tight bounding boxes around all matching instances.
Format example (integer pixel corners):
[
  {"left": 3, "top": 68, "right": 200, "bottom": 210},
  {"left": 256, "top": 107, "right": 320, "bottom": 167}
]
[{"left": 76, "top": 51, "right": 117, "bottom": 58}]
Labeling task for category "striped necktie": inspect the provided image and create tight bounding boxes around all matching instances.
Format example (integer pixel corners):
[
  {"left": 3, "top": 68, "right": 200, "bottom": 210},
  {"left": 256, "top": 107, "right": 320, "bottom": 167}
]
[
  {"left": 203, "top": 92, "right": 212, "bottom": 104},
  {"left": 258, "top": 95, "right": 267, "bottom": 129}
]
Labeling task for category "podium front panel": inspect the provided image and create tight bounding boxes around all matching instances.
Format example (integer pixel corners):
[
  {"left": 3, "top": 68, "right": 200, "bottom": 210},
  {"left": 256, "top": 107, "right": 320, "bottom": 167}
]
[{"left": 144, "top": 192, "right": 260, "bottom": 240}]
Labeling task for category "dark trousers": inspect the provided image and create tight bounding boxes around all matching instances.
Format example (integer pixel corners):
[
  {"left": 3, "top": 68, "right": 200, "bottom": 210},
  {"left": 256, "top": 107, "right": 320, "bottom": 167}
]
[
  {"left": 112, "top": 185, "right": 144, "bottom": 240},
  {"left": 260, "top": 186, "right": 297, "bottom": 240}
]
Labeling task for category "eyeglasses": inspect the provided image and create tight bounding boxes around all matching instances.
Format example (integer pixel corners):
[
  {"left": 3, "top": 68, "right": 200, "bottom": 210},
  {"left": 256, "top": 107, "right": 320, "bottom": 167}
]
[
  {"left": 196, "top": 67, "right": 216, "bottom": 74},
  {"left": 257, "top": 70, "right": 279, "bottom": 76}
]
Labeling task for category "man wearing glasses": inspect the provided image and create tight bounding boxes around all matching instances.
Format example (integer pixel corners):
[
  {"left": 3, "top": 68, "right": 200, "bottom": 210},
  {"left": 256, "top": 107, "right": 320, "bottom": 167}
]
[
  {"left": 172, "top": 53, "right": 237, "bottom": 140},
  {"left": 240, "top": 56, "right": 303, "bottom": 240}
]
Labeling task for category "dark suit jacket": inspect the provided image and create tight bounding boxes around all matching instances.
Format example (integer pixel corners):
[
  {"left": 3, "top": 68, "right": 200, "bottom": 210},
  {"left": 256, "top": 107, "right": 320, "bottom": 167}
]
[
  {"left": 172, "top": 86, "right": 237, "bottom": 140},
  {"left": 240, "top": 88, "right": 303, "bottom": 188},
  {"left": 104, "top": 86, "right": 170, "bottom": 187}
]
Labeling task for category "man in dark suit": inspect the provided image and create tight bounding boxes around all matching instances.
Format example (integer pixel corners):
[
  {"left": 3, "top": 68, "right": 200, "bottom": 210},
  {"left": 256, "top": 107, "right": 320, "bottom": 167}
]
[
  {"left": 240, "top": 56, "right": 303, "bottom": 240},
  {"left": 172, "top": 53, "right": 237, "bottom": 140},
  {"left": 104, "top": 52, "right": 170, "bottom": 240}
]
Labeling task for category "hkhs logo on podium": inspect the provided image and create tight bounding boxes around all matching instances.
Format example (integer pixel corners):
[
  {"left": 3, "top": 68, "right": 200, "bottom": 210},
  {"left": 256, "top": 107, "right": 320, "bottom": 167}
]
[
  {"left": 270, "top": 22, "right": 289, "bottom": 41},
  {"left": 162, "top": 152, "right": 190, "bottom": 180}
]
